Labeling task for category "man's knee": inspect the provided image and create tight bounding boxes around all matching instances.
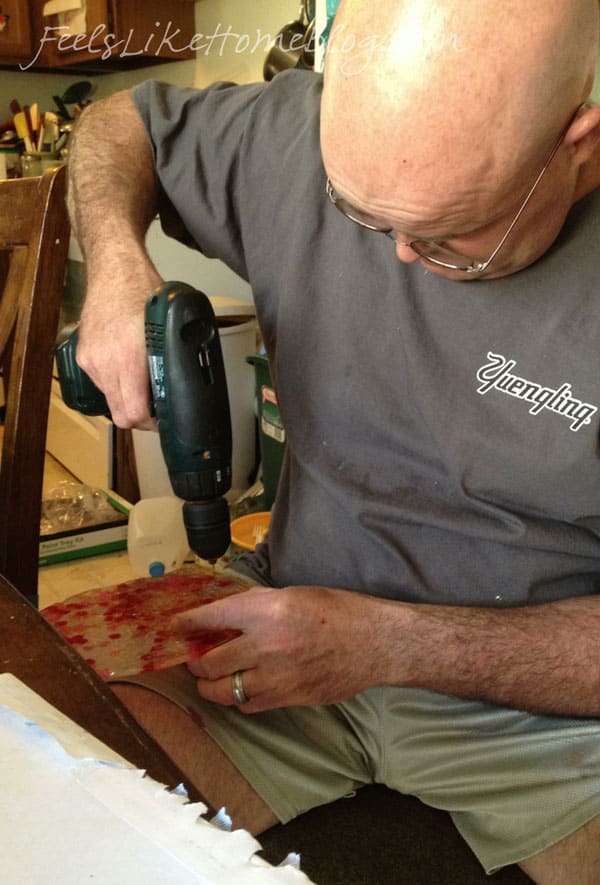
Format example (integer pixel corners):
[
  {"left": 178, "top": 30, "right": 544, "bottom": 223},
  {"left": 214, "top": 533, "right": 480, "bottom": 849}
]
[
  {"left": 519, "top": 814, "right": 600, "bottom": 884},
  {"left": 111, "top": 682, "right": 278, "bottom": 835},
  {"left": 112, "top": 682, "right": 204, "bottom": 739}
]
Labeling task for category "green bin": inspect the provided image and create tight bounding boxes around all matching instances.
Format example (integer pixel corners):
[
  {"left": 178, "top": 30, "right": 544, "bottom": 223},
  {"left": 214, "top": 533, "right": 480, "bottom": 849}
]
[{"left": 246, "top": 354, "right": 286, "bottom": 509}]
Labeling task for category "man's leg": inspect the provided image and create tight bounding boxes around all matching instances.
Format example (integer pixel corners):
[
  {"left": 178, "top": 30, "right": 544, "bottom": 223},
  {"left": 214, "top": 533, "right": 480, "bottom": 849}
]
[
  {"left": 112, "top": 683, "right": 279, "bottom": 835},
  {"left": 518, "top": 815, "right": 600, "bottom": 884}
]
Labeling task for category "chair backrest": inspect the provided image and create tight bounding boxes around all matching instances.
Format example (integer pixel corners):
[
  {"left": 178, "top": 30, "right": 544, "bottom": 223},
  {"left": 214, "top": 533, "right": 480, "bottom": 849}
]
[{"left": 0, "top": 166, "right": 70, "bottom": 606}]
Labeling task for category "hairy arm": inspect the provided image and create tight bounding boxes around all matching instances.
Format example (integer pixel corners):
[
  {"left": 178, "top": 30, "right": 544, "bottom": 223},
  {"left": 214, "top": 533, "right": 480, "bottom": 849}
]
[
  {"left": 67, "top": 89, "right": 162, "bottom": 427},
  {"left": 391, "top": 594, "right": 600, "bottom": 716},
  {"left": 177, "top": 584, "right": 600, "bottom": 717}
]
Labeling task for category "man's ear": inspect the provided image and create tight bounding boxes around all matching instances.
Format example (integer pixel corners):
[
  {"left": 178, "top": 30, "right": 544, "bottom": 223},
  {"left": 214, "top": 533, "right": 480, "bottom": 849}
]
[{"left": 564, "top": 104, "right": 600, "bottom": 165}]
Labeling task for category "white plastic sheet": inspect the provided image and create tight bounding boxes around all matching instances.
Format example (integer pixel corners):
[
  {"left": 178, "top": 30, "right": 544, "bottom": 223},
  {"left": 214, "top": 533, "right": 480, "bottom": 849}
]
[{"left": 0, "top": 675, "right": 312, "bottom": 884}]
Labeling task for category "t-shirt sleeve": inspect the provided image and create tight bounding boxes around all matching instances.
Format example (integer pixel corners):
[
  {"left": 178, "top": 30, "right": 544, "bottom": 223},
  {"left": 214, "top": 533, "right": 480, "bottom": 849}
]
[{"left": 131, "top": 79, "right": 267, "bottom": 280}]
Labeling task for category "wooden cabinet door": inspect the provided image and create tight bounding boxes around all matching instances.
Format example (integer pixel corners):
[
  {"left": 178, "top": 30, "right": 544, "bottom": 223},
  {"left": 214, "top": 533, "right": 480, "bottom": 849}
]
[
  {"left": 0, "top": 0, "right": 33, "bottom": 59},
  {"left": 28, "top": 0, "right": 195, "bottom": 68},
  {"left": 113, "top": 0, "right": 196, "bottom": 62},
  {"left": 24, "top": 0, "right": 112, "bottom": 67}
]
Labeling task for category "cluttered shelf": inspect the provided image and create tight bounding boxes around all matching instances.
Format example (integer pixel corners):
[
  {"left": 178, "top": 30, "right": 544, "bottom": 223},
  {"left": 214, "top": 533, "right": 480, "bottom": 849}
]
[
  {"left": 39, "top": 452, "right": 137, "bottom": 608},
  {"left": 5, "top": 469, "right": 139, "bottom": 608},
  {"left": 1, "top": 81, "right": 95, "bottom": 180},
  {"left": 0, "top": 422, "right": 132, "bottom": 606}
]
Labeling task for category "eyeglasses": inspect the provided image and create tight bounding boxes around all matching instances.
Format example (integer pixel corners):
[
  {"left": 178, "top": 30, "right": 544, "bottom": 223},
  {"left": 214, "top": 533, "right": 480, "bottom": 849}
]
[{"left": 325, "top": 114, "right": 576, "bottom": 275}]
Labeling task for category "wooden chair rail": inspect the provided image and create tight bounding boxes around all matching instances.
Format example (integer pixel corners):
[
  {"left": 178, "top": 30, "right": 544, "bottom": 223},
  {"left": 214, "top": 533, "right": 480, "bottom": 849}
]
[{"left": 0, "top": 166, "right": 70, "bottom": 605}]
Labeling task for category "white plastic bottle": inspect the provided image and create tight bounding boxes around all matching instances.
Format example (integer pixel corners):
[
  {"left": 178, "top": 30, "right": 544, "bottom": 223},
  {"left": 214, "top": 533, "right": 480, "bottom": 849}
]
[{"left": 127, "top": 497, "right": 190, "bottom": 577}]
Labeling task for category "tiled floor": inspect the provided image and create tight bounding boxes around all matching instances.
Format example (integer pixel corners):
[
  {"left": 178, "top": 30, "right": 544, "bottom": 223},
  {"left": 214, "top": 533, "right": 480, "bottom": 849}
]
[{"left": 38, "top": 453, "right": 137, "bottom": 609}]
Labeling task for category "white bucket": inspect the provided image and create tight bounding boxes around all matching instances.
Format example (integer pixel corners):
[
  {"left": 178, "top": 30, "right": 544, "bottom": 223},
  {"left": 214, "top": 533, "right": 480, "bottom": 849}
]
[{"left": 133, "top": 317, "right": 257, "bottom": 500}]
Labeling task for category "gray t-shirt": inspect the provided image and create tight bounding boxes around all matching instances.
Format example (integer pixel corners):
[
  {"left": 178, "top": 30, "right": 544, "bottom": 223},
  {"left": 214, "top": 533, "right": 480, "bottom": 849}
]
[{"left": 133, "top": 71, "right": 600, "bottom": 608}]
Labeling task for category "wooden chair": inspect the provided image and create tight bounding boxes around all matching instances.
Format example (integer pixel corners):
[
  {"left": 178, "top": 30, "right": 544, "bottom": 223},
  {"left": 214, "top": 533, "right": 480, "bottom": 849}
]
[{"left": 0, "top": 166, "right": 70, "bottom": 606}]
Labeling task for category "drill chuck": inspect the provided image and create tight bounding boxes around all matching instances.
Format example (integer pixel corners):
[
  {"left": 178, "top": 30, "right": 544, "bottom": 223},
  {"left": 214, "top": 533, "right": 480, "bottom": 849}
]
[{"left": 183, "top": 498, "right": 231, "bottom": 563}]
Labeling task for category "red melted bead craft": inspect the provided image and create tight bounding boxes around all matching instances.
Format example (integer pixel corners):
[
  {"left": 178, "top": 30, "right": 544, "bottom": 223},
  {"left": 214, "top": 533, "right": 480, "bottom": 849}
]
[{"left": 42, "top": 573, "right": 245, "bottom": 680}]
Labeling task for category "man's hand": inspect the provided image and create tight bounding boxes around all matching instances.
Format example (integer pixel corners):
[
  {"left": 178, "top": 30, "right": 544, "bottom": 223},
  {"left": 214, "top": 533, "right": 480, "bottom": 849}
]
[
  {"left": 173, "top": 585, "right": 401, "bottom": 713},
  {"left": 174, "top": 583, "right": 600, "bottom": 718},
  {"left": 76, "top": 258, "right": 162, "bottom": 429}
]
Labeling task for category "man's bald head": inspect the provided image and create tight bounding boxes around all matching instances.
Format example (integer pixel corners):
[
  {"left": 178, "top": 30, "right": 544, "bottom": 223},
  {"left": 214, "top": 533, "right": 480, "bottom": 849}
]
[{"left": 321, "top": 0, "right": 600, "bottom": 227}]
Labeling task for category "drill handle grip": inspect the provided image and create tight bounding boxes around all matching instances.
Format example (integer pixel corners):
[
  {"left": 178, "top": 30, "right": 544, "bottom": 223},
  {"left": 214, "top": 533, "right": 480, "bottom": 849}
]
[{"left": 55, "top": 327, "right": 111, "bottom": 418}]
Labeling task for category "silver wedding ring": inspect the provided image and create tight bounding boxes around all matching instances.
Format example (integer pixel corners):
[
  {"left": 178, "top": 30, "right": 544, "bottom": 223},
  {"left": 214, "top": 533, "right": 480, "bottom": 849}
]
[{"left": 231, "top": 669, "right": 249, "bottom": 705}]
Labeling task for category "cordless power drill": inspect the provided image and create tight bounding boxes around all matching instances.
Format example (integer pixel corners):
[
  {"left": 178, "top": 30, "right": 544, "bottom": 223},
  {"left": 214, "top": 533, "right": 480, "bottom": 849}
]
[{"left": 56, "top": 282, "right": 232, "bottom": 562}]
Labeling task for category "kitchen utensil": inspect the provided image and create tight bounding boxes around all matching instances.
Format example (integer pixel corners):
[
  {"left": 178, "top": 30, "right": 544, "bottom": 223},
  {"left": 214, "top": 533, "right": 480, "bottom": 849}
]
[
  {"left": 30, "top": 102, "right": 39, "bottom": 136},
  {"left": 54, "top": 121, "right": 73, "bottom": 158},
  {"left": 53, "top": 94, "right": 71, "bottom": 120},
  {"left": 36, "top": 113, "right": 45, "bottom": 152},
  {"left": 301, "top": 18, "right": 316, "bottom": 70},
  {"left": 43, "top": 573, "right": 246, "bottom": 680},
  {"left": 42, "top": 111, "right": 60, "bottom": 151},
  {"left": 23, "top": 105, "right": 35, "bottom": 142},
  {"left": 13, "top": 112, "right": 33, "bottom": 152},
  {"left": 263, "top": 2, "right": 316, "bottom": 81},
  {"left": 61, "top": 80, "right": 94, "bottom": 106}
]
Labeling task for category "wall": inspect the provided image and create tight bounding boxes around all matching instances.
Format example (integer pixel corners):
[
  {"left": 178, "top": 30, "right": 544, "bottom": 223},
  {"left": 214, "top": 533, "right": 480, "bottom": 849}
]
[
  {"left": 90, "top": 0, "right": 300, "bottom": 92},
  {"left": 592, "top": 57, "right": 600, "bottom": 103},
  {"left": 193, "top": 0, "right": 299, "bottom": 86},
  {"left": 0, "top": 69, "right": 84, "bottom": 110}
]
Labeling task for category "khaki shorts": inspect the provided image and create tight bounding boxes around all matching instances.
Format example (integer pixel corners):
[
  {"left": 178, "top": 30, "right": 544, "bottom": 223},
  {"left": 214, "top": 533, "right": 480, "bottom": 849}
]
[{"left": 121, "top": 666, "right": 600, "bottom": 874}]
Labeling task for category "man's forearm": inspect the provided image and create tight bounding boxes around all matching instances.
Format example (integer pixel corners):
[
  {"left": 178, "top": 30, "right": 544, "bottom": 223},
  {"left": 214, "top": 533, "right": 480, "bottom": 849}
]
[
  {"left": 67, "top": 89, "right": 157, "bottom": 269},
  {"left": 65, "top": 87, "right": 163, "bottom": 427},
  {"left": 387, "top": 594, "right": 600, "bottom": 717}
]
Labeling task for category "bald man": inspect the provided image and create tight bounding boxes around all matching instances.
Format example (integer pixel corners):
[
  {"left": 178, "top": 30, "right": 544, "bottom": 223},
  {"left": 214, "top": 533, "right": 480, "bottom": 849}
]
[{"left": 67, "top": 1, "right": 600, "bottom": 879}]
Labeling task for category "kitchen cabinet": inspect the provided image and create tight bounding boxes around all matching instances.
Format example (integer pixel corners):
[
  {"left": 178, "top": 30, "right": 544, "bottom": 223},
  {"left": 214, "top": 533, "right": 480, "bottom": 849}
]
[
  {"left": 0, "top": 1, "right": 33, "bottom": 59},
  {"left": 0, "top": 0, "right": 196, "bottom": 71}
]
